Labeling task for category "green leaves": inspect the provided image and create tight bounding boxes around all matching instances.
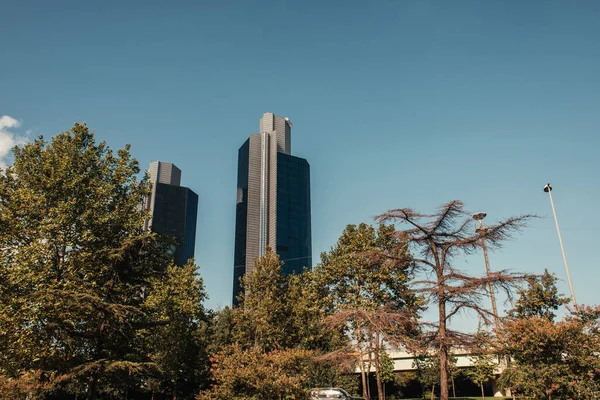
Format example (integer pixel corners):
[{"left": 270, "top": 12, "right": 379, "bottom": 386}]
[
  {"left": 200, "top": 251, "right": 350, "bottom": 398},
  {"left": 316, "top": 223, "right": 417, "bottom": 400},
  {"left": 499, "top": 278, "right": 600, "bottom": 399},
  {"left": 0, "top": 124, "right": 209, "bottom": 399},
  {"left": 142, "top": 261, "right": 210, "bottom": 399},
  {"left": 509, "top": 269, "right": 570, "bottom": 321},
  {"left": 198, "top": 344, "right": 314, "bottom": 400}
]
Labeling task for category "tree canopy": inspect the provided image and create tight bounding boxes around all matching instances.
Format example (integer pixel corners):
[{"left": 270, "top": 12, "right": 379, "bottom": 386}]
[
  {"left": 0, "top": 124, "right": 209, "bottom": 399},
  {"left": 315, "top": 223, "right": 418, "bottom": 400},
  {"left": 499, "top": 274, "right": 600, "bottom": 399}
]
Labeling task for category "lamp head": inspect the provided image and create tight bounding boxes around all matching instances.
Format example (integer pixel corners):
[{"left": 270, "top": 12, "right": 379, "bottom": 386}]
[
  {"left": 544, "top": 183, "right": 552, "bottom": 193},
  {"left": 472, "top": 212, "right": 487, "bottom": 220}
]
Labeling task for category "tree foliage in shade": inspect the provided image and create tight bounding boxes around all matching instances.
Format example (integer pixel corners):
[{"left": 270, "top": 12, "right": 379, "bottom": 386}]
[
  {"left": 0, "top": 124, "right": 209, "bottom": 399},
  {"left": 316, "top": 223, "right": 419, "bottom": 400},
  {"left": 232, "top": 249, "right": 346, "bottom": 355},
  {"left": 140, "top": 261, "right": 210, "bottom": 399},
  {"left": 232, "top": 250, "right": 295, "bottom": 351},
  {"left": 499, "top": 275, "right": 600, "bottom": 399},
  {"left": 196, "top": 344, "right": 314, "bottom": 400},
  {"left": 465, "top": 329, "right": 497, "bottom": 400},
  {"left": 414, "top": 352, "right": 459, "bottom": 400},
  {"left": 375, "top": 201, "right": 532, "bottom": 400},
  {"left": 200, "top": 250, "right": 349, "bottom": 399}
]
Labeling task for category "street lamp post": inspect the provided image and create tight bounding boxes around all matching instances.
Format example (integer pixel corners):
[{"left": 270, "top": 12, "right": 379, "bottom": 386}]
[
  {"left": 472, "top": 212, "right": 500, "bottom": 333},
  {"left": 543, "top": 183, "right": 577, "bottom": 308}
]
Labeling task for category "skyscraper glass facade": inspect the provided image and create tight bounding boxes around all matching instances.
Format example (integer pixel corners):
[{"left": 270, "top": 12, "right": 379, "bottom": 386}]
[
  {"left": 276, "top": 153, "right": 312, "bottom": 276},
  {"left": 145, "top": 161, "right": 198, "bottom": 268},
  {"left": 151, "top": 183, "right": 198, "bottom": 267},
  {"left": 232, "top": 113, "right": 312, "bottom": 305},
  {"left": 233, "top": 140, "right": 250, "bottom": 301}
]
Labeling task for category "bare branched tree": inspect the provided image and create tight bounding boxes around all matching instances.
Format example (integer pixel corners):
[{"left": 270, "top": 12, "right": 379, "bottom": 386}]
[{"left": 375, "top": 200, "right": 533, "bottom": 400}]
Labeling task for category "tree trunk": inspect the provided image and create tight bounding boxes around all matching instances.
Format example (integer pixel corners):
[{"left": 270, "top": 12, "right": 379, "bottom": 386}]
[
  {"left": 481, "top": 382, "right": 485, "bottom": 399},
  {"left": 375, "top": 365, "right": 384, "bottom": 400},
  {"left": 452, "top": 376, "right": 456, "bottom": 398},
  {"left": 365, "top": 345, "right": 372, "bottom": 400},
  {"left": 431, "top": 384, "right": 435, "bottom": 400},
  {"left": 88, "top": 374, "right": 96, "bottom": 400},
  {"left": 438, "top": 295, "right": 449, "bottom": 400},
  {"left": 359, "top": 352, "right": 369, "bottom": 400},
  {"left": 374, "top": 333, "right": 384, "bottom": 400}
]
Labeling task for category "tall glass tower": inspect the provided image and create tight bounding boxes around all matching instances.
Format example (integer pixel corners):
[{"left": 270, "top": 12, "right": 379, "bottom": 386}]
[
  {"left": 233, "top": 112, "right": 312, "bottom": 305},
  {"left": 145, "top": 161, "right": 198, "bottom": 267}
]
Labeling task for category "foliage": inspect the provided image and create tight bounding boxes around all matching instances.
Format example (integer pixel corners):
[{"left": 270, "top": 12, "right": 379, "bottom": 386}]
[
  {"left": 316, "top": 223, "right": 418, "bottom": 400},
  {"left": 140, "top": 261, "right": 210, "bottom": 399},
  {"left": 414, "top": 356, "right": 439, "bottom": 399},
  {"left": 0, "top": 124, "right": 209, "bottom": 399},
  {"left": 509, "top": 269, "right": 570, "bottom": 321},
  {"left": 464, "top": 329, "right": 496, "bottom": 399},
  {"left": 0, "top": 370, "right": 57, "bottom": 400},
  {"left": 376, "top": 201, "right": 532, "bottom": 400},
  {"left": 204, "top": 251, "right": 348, "bottom": 398},
  {"left": 414, "top": 352, "right": 459, "bottom": 399},
  {"left": 206, "top": 306, "right": 236, "bottom": 355},
  {"left": 233, "top": 250, "right": 293, "bottom": 350},
  {"left": 499, "top": 274, "right": 600, "bottom": 399},
  {"left": 231, "top": 249, "right": 344, "bottom": 353},
  {"left": 379, "top": 350, "right": 396, "bottom": 384},
  {"left": 465, "top": 355, "right": 495, "bottom": 398},
  {"left": 197, "top": 344, "right": 312, "bottom": 400}
]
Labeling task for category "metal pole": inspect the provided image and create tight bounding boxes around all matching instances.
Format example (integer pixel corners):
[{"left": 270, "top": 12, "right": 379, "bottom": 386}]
[
  {"left": 477, "top": 220, "right": 500, "bottom": 333},
  {"left": 544, "top": 184, "right": 577, "bottom": 308}
]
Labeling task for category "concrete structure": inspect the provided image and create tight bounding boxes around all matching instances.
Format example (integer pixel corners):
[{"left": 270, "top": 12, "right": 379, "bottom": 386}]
[
  {"left": 145, "top": 161, "right": 198, "bottom": 267},
  {"left": 364, "top": 348, "right": 506, "bottom": 397},
  {"left": 382, "top": 348, "right": 503, "bottom": 373},
  {"left": 233, "top": 112, "right": 312, "bottom": 305}
]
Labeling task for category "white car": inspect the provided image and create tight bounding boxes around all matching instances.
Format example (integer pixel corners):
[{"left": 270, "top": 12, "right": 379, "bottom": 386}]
[{"left": 309, "top": 387, "right": 366, "bottom": 400}]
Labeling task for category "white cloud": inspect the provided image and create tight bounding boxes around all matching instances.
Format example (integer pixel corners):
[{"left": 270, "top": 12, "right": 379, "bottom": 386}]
[
  {"left": 0, "top": 115, "right": 29, "bottom": 170},
  {"left": 0, "top": 115, "right": 20, "bottom": 129}
]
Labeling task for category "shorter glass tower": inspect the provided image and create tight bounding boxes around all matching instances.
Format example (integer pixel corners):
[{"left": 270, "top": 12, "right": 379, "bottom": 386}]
[{"left": 146, "top": 161, "right": 198, "bottom": 267}]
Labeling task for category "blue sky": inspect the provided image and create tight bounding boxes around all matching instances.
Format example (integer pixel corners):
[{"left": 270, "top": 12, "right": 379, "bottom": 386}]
[{"left": 2, "top": 0, "right": 599, "bottom": 322}]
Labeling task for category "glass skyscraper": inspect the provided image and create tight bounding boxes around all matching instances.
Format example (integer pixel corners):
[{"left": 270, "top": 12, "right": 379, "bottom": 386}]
[
  {"left": 233, "top": 112, "right": 312, "bottom": 305},
  {"left": 145, "top": 161, "right": 198, "bottom": 267}
]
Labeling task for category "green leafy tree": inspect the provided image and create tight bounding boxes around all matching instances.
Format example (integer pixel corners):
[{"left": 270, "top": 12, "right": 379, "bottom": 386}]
[
  {"left": 0, "top": 124, "right": 209, "bottom": 399},
  {"left": 509, "top": 269, "right": 570, "bottom": 321},
  {"left": 376, "top": 201, "right": 531, "bottom": 400},
  {"left": 316, "top": 223, "right": 419, "bottom": 400},
  {"left": 414, "top": 356, "right": 439, "bottom": 400},
  {"left": 141, "top": 261, "right": 210, "bottom": 400},
  {"left": 197, "top": 344, "right": 313, "bottom": 400},
  {"left": 202, "top": 251, "right": 347, "bottom": 398},
  {"left": 206, "top": 306, "right": 236, "bottom": 355},
  {"left": 499, "top": 275, "right": 600, "bottom": 399},
  {"left": 232, "top": 250, "right": 295, "bottom": 351},
  {"left": 466, "top": 355, "right": 495, "bottom": 399},
  {"left": 414, "top": 352, "right": 458, "bottom": 400},
  {"left": 233, "top": 249, "right": 345, "bottom": 357},
  {"left": 464, "top": 328, "right": 497, "bottom": 399},
  {"left": 378, "top": 349, "right": 396, "bottom": 399}
]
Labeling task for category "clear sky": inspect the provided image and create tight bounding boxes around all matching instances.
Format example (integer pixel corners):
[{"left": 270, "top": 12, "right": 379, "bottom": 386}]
[{"left": 2, "top": 0, "right": 599, "bottom": 322}]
